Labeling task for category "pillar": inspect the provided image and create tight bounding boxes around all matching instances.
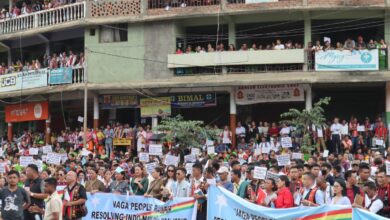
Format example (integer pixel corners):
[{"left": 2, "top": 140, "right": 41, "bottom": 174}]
[
  {"left": 385, "top": 11, "right": 390, "bottom": 70},
  {"left": 230, "top": 90, "right": 237, "bottom": 147},
  {"left": 7, "top": 48, "right": 11, "bottom": 66},
  {"left": 304, "top": 13, "right": 311, "bottom": 48},
  {"left": 386, "top": 82, "right": 390, "bottom": 124},
  {"left": 152, "top": 117, "right": 158, "bottom": 129},
  {"left": 228, "top": 19, "right": 236, "bottom": 47},
  {"left": 93, "top": 94, "right": 99, "bottom": 130},
  {"left": 45, "top": 118, "right": 51, "bottom": 144},
  {"left": 305, "top": 84, "right": 312, "bottom": 111},
  {"left": 7, "top": 123, "right": 12, "bottom": 142},
  {"left": 45, "top": 42, "right": 50, "bottom": 56}
]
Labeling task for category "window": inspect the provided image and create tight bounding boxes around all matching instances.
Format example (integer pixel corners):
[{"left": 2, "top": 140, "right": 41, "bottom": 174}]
[{"left": 99, "top": 23, "right": 128, "bottom": 43}]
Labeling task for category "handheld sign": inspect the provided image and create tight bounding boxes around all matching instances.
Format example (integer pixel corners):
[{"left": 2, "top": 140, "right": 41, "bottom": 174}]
[
  {"left": 46, "top": 153, "right": 61, "bottom": 165},
  {"left": 277, "top": 154, "right": 291, "bottom": 166},
  {"left": 207, "top": 146, "right": 215, "bottom": 155},
  {"left": 0, "top": 163, "right": 6, "bottom": 173},
  {"left": 206, "top": 140, "right": 214, "bottom": 146},
  {"left": 191, "top": 148, "right": 201, "bottom": 156},
  {"left": 386, "top": 161, "right": 390, "bottom": 176},
  {"left": 323, "top": 150, "right": 329, "bottom": 158},
  {"left": 266, "top": 171, "right": 280, "bottom": 181},
  {"left": 185, "top": 163, "right": 194, "bottom": 175},
  {"left": 138, "top": 153, "right": 149, "bottom": 162},
  {"left": 42, "top": 145, "right": 52, "bottom": 154},
  {"left": 357, "top": 125, "right": 365, "bottom": 132},
  {"left": 281, "top": 137, "right": 292, "bottom": 148},
  {"left": 145, "top": 162, "right": 157, "bottom": 174},
  {"left": 164, "top": 155, "right": 179, "bottom": 166},
  {"left": 292, "top": 153, "right": 302, "bottom": 160},
  {"left": 184, "top": 154, "right": 196, "bottom": 163},
  {"left": 149, "top": 144, "right": 163, "bottom": 156},
  {"left": 253, "top": 166, "right": 267, "bottom": 180},
  {"left": 20, "top": 156, "right": 34, "bottom": 167},
  {"left": 29, "top": 148, "right": 39, "bottom": 155}
]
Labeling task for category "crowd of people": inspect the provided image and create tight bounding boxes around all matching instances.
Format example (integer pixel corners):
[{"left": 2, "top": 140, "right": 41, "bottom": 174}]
[
  {"left": 1, "top": 0, "right": 80, "bottom": 19},
  {"left": 0, "top": 50, "right": 84, "bottom": 75},
  {"left": 0, "top": 114, "right": 389, "bottom": 219}
]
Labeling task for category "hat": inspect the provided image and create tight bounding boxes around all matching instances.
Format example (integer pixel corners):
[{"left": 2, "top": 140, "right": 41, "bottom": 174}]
[{"left": 217, "top": 166, "right": 229, "bottom": 174}]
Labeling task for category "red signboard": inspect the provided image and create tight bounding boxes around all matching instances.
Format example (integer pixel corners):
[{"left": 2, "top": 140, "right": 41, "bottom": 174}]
[{"left": 5, "top": 101, "right": 49, "bottom": 123}]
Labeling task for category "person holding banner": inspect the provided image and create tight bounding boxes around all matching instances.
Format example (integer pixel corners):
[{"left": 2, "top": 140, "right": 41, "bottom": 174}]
[
  {"left": 145, "top": 167, "right": 164, "bottom": 200},
  {"left": 85, "top": 168, "right": 105, "bottom": 193},
  {"left": 299, "top": 172, "right": 321, "bottom": 207},
  {"left": 376, "top": 169, "right": 390, "bottom": 218},
  {"left": 62, "top": 171, "right": 87, "bottom": 220},
  {"left": 108, "top": 168, "right": 129, "bottom": 195},
  {"left": 130, "top": 165, "right": 148, "bottom": 196},
  {"left": 330, "top": 180, "right": 351, "bottom": 206}
]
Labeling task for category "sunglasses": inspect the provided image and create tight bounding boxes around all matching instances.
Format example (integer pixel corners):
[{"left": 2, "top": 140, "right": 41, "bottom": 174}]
[{"left": 168, "top": 170, "right": 174, "bottom": 172}]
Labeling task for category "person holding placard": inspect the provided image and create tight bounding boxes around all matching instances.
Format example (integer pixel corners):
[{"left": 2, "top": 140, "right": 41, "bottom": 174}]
[{"left": 374, "top": 121, "right": 387, "bottom": 154}]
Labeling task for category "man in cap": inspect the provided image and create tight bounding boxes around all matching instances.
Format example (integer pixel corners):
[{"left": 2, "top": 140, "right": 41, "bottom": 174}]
[{"left": 217, "top": 166, "right": 233, "bottom": 192}]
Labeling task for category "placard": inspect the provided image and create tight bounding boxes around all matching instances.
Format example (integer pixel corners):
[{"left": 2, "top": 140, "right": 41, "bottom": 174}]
[
  {"left": 138, "top": 153, "right": 149, "bottom": 162},
  {"left": 266, "top": 171, "right": 280, "bottom": 180},
  {"left": 191, "top": 148, "right": 201, "bottom": 156},
  {"left": 184, "top": 154, "right": 196, "bottom": 163},
  {"left": 34, "top": 160, "right": 43, "bottom": 172},
  {"left": 20, "top": 156, "right": 34, "bottom": 167},
  {"left": 164, "top": 155, "right": 179, "bottom": 166},
  {"left": 185, "top": 163, "right": 194, "bottom": 175},
  {"left": 281, "top": 137, "right": 292, "bottom": 148},
  {"left": 42, "top": 145, "right": 52, "bottom": 154},
  {"left": 276, "top": 154, "right": 291, "bottom": 166},
  {"left": 254, "top": 147, "right": 261, "bottom": 156},
  {"left": 386, "top": 161, "right": 390, "bottom": 176},
  {"left": 81, "top": 148, "right": 92, "bottom": 156},
  {"left": 77, "top": 116, "right": 84, "bottom": 123},
  {"left": 145, "top": 162, "right": 157, "bottom": 174},
  {"left": 253, "top": 166, "right": 267, "bottom": 179},
  {"left": 0, "top": 149, "right": 3, "bottom": 156},
  {"left": 60, "top": 153, "right": 68, "bottom": 163},
  {"left": 292, "top": 152, "right": 302, "bottom": 160},
  {"left": 113, "top": 138, "right": 131, "bottom": 146},
  {"left": 323, "top": 150, "right": 329, "bottom": 158},
  {"left": 149, "top": 144, "right": 163, "bottom": 156},
  {"left": 29, "top": 148, "right": 39, "bottom": 155},
  {"left": 375, "top": 139, "right": 384, "bottom": 146},
  {"left": 357, "top": 125, "right": 365, "bottom": 132},
  {"left": 0, "top": 163, "right": 6, "bottom": 173},
  {"left": 207, "top": 146, "right": 215, "bottom": 155},
  {"left": 206, "top": 140, "right": 214, "bottom": 146},
  {"left": 46, "top": 152, "right": 61, "bottom": 165}
]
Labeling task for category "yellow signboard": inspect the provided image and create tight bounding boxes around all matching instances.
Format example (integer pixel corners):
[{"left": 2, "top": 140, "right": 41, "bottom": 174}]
[
  {"left": 140, "top": 97, "right": 171, "bottom": 117},
  {"left": 113, "top": 138, "right": 131, "bottom": 146}
]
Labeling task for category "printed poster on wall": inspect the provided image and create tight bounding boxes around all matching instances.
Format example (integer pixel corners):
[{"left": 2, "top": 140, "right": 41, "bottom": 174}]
[
  {"left": 315, "top": 49, "right": 379, "bottom": 71},
  {"left": 235, "top": 84, "right": 304, "bottom": 105},
  {"left": 171, "top": 93, "right": 216, "bottom": 108},
  {"left": 0, "top": 69, "right": 47, "bottom": 92},
  {"left": 100, "top": 95, "right": 139, "bottom": 109},
  {"left": 140, "top": 97, "right": 171, "bottom": 117}
]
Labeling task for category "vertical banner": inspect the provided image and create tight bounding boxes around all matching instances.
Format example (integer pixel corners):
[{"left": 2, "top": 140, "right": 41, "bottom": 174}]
[
  {"left": 140, "top": 97, "right": 171, "bottom": 117},
  {"left": 84, "top": 193, "right": 197, "bottom": 220}
]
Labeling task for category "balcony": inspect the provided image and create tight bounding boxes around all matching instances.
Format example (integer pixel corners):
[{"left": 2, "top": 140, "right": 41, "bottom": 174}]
[{"left": 0, "top": 2, "right": 85, "bottom": 35}]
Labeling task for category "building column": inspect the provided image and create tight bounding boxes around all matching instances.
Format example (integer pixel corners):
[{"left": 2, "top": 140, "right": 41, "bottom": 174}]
[
  {"left": 304, "top": 13, "right": 311, "bottom": 48},
  {"left": 93, "top": 94, "right": 99, "bottom": 130},
  {"left": 7, "top": 123, "right": 12, "bottom": 142},
  {"left": 305, "top": 84, "right": 312, "bottom": 111},
  {"left": 385, "top": 11, "right": 390, "bottom": 70},
  {"left": 386, "top": 82, "right": 390, "bottom": 124},
  {"left": 230, "top": 90, "right": 237, "bottom": 147},
  {"left": 45, "top": 117, "right": 51, "bottom": 144},
  {"left": 152, "top": 117, "right": 158, "bottom": 129},
  {"left": 228, "top": 19, "right": 236, "bottom": 46}
]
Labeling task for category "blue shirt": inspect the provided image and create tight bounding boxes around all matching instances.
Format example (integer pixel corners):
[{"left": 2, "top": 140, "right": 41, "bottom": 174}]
[{"left": 221, "top": 181, "right": 234, "bottom": 192}]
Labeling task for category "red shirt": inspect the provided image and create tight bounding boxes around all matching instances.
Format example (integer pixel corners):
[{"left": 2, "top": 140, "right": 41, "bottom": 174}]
[
  {"left": 375, "top": 126, "right": 387, "bottom": 139},
  {"left": 269, "top": 127, "right": 279, "bottom": 137},
  {"left": 346, "top": 187, "right": 364, "bottom": 204},
  {"left": 275, "top": 187, "right": 294, "bottom": 208}
]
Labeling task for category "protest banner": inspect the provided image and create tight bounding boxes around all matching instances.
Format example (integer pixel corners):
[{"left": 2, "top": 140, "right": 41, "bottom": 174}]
[
  {"left": 0, "top": 163, "right": 5, "bottom": 173},
  {"left": 276, "top": 154, "right": 291, "bottom": 166},
  {"left": 84, "top": 193, "right": 197, "bottom": 220},
  {"left": 164, "top": 155, "right": 179, "bottom": 166},
  {"left": 292, "top": 152, "right": 302, "bottom": 160},
  {"left": 386, "top": 161, "right": 390, "bottom": 176},
  {"left": 46, "top": 152, "right": 61, "bottom": 165},
  {"left": 281, "top": 137, "right": 292, "bottom": 148},
  {"left": 113, "top": 138, "right": 131, "bottom": 146},
  {"left": 184, "top": 154, "right": 196, "bottom": 163},
  {"left": 265, "top": 172, "right": 280, "bottom": 181},
  {"left": 253, "top": 167, "right": 267, "bottom": 180},
  {"left": 149, "top": 144, "right": 163, "bottom": 156},
  {"left": 206, "top": 140, "right": 214, "bottom": 146},
  {"left": 42, "top": 145, "right": 52, "bottom": 154},
  {"left": 20, "top": 156, "right": 34, "bottom": 167},
  {"left": 207, "top": 186, "right": 388, "bottom": 220},
  {"left": 138, "top": 153, "right": 149, "bottom": 162},
  {"left": 207, "top": 146, "right": 215, "bottom": 155},
  {"left": 191, "top": 148, "right": 201, "bottom": 156},
  {"left": 29, "top": 148, "right": 39, "bottom": 155},
  {"left": 185, "top": 163, "right": 194, "bottom": 175}
]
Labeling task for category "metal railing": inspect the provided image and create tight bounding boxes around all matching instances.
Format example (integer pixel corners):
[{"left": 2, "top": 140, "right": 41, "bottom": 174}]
[
  {"left": 0, "top": 2, "right": 85, "bottom": 35},
  {"left": 148, "top": 0, "right": 220, "bottom": 9},
  {"left": 72, "top": 66, "right": 84, "bottom": 83}
]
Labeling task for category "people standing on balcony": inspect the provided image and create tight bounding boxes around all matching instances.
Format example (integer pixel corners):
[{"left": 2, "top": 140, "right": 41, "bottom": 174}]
[
  {"left": 11, "top": 5, "right": 20, "bottom": 18},
  {"left": 323, "top": 41, "right": 332, "bottom": 51},
  {"left": 355, "top": 36, "right": 366, "bottom": 50},
  {"left": 344, "top": 37, "right": 356, "bottom": 50},
  {"left": 21, "top": 2, "right": 31, "bottom": 15},
  {"left": 330, "top": 117, "right": 342, "bottom": 154},
  {"left": 207, "top": 43, "right": 214, "bottom": 52},
  {"left": 250, "top": 43, "right": 257, "bottom": 51},
  {"left": 367, "top": 39, "right": 376, "bottom": 49},
  {"left": 336, "top": 42, "right": 344, "bottom": 50},
  {"left": 228, "top": 44, "right": 235, "bottom": 51},
  {"left": 312, "top": 40, "right": 322, "bottom": 51},
  {"left": 67, "top": 51, "right": 77, "bottom": 67},
  {"left": 274, "top": 39, "right": 285, "bottom": 50}
]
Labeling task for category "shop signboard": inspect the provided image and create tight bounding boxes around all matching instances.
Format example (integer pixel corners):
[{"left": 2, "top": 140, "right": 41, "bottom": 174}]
[
  {"left": 315, "top": 49, "right": 379, "bottom": 71},
  {"left": 140, "top": 97, "right": 171, "bottom": 117},
  {"left": 235, "top": 84, "right": 304, "bottom": 105},
  {"left": 171, "top": 93, "right": 216, "bottom": 108},
  {"left": 100, "top": 95, "right": 139, "bottom": 109},
  {"left": 5, "top": 101, "right": 49, "bottom": 123},
  {"left": 0, "top": 69, "right": 47, "bottom": 92}
]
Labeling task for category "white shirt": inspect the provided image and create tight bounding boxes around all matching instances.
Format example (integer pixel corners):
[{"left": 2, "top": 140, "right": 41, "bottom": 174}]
[
  {"left": 173, "top": 180, "right": 191, "bottom": 198},
  {"left": 259, "top": 142, "right": 271, "bottom": 154},
  {"left": 364, "top": 194, "right": 384, "bottom": 213},
  {"left": 235, "top": 126, "right": 246, "bottom": 137},
  {"left": 341, "top": 124, "right": 349, "bottom": 136},
  {"left": 280, "top": 127, "right": 290, "bottom": 136},
  {"left": 274, "top": 44, "right": 285, "bottom": 50},
  {"left": 270, "top": 141, "right": 280, "bottom": 152},
  {"left": 330, "top": 123, "right": 342, "bottom": 135}
]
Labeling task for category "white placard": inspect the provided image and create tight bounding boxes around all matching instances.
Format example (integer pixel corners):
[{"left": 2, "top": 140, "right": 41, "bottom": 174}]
[
  {"left": 375, "top": 139, "right": 384, "bottom": 146},
  {"left": 206, "top": 140, "right": 214, "bottom": 146},
  {"left": 276, "top": 154, "right": 291, "bottom": 166},
  {"left": 191, "top": 148, "right": 201, "bottom": 156},
  {"left": 34, "top": 160, "right": 43, "bottom": 172},
  {"left": 42, "top": 145, "right": 52, "bottom": 154},
  {"left": 207, "top": 146, "right": 215, "bottom": 155},
  {"left": 323, "top": 36, "right": 331, "bottom": 43},
  {"left": 357, "top": 125, "right": 365, "bottom": 132},
  {"left": 185, "top": 163, "right": 194, "bottom": 175},
  {"left": 0, "top": 149, "right": 3, "bottom": 156},
  {"left": 164, "top": 155, "right": 179, "bottom": 166},
  {"left": 206, "top": 178, "right": 216, "bottom": 185},
  {"left": 29, "top": 148, "right": 39, "bottom": 155},
  {"left": 138, "top": 153, "right": 149, "bottom": 162},
  {"left": 145, "top": 162, "right": 156, "bottom": 174},
  {"left": 149, "top": 144, "right": 163, "bottom": 156},
  {"left": 46, "top": 153, "right": 61, "bottom": 165},
  {"left": 254, "top": 147, "right": 261, "bottom": 156},
  {"left": 371, "top": 166, "right": 377, "bottom": 177},
  {"left": 292, "top": 152, "right": 302, "bottom": 160},
  {"left": 78, "top": 116, "right": 84, "bottom": 123},
  {"left": 60, "top": 153, "right": 68, "bottom": 163},
  {"left": 386, "top": 161, "right": 390, "bottom": 176},
  {"left": 0, "top": 163, "right": 6, "bottom": 173},
  {"left": 281, "top": 137, "right": 292, "bottom": 148},
  {"left": 20, "top": 156, "right": 34, "bottom": 167},
  {"left": 81, "top": 148, "right": 92, "bottom": 156},
  {"left": 253, "top": 166, "right": 267, "bottom": 180},
  {"left": 184, "top": 154, "right": 196, "bottom": 163},
  {"left": 266, "top": 171, "right": 280, "bottom": 180},
  {"left": 323, "top": 150, "right": 329, "bottom": 158}
]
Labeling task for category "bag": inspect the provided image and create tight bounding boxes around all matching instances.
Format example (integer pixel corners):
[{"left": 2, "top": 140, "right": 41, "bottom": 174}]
[{"left": 80, "top": 204, "right": 88, "bottom": 217}]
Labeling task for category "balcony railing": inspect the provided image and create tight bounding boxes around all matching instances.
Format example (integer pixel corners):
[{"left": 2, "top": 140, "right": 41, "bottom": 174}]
[
  {"left": 0, "top": 2, "right": 85, "bottom": 35},
  {"left": 72, "top": 66, "right": 85, "bottom": 83},
  {"left": 148, "top": 0, "right": 220, "bottom": 9}
]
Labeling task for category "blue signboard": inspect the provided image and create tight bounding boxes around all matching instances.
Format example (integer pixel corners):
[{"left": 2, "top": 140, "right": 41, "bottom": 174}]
[{"left": 49, "top": 67, "right": 73, "bottom": 84}]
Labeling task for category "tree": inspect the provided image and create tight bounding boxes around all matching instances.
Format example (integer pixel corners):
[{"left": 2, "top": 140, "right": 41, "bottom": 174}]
[
  {"left": 280, "top": 97, "right": 331, "bottom": 155},
  {"left": 154, "top": 115, "right": 220, "bottom": 149}
]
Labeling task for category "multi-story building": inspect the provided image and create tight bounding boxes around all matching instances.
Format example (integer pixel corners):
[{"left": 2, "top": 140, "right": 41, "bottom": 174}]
[{"left": 0, "top": 0, "right": 389, "bottom": 145}]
